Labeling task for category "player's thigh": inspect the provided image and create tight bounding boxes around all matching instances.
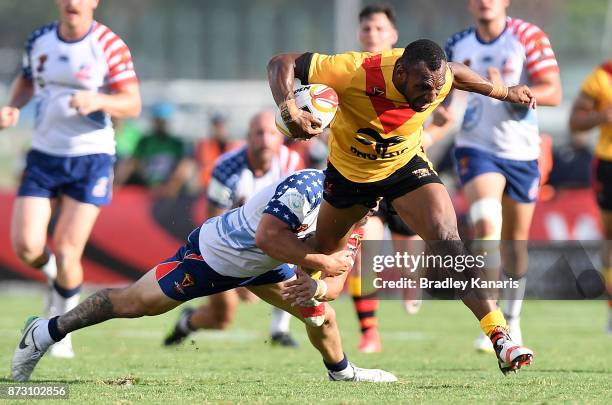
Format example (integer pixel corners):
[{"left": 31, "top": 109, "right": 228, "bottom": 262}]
[
  {"left": 500, "top": 194, "right": 536, "bottom": 240},
  {"left": 10, "top": 196, "right": 53, "bottom": 254},
  {"left": 122, "top": 268, "right": 182, "bottom": 316},
  {"left": 462, "top": 172, "right": 506, "bottom": 204},
  {"left": 52, "top": 195, "right": 100, "bottom": 254},
  {"left": 390, "top": 183, "right": 459, "bottom": 241},
  {"left": 316, "top": 200, "right": 369, "bottom": 254}
]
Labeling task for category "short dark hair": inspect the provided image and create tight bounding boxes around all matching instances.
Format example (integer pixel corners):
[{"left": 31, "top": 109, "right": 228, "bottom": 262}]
[
  {"left": 359, "top": 4, "right": 396, "bottom": 26},
  {"left": 401, "top": 39, "right": 447, "bottom": 71}
]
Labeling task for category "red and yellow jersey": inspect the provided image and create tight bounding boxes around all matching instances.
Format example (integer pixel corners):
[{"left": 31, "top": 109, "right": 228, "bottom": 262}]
[
  {"left": 297, "top": 48, "right": 452, "bottom": 183},
  {"left": 581, "top": 60, "right": 612, "bottom": 160}
]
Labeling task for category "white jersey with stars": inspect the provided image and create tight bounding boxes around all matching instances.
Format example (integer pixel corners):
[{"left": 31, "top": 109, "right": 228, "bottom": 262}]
[{"left": 199, "top": 169, "right": 324, "bottom": 277}]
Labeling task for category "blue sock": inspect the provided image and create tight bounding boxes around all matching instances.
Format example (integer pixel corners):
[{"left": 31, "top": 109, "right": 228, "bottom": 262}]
[
  {"left": 47, "top": 316, "right": 66, "bottom": 342},
  {"left": 53, "top": 281, "right": 81, "bottom": 298},
  {"left": 324, "top": 353, "right": 349, "bottom": 372}
]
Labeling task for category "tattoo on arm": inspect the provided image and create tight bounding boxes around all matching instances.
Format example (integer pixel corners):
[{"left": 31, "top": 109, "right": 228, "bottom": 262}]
[{"left": 57, "top": 289, "right": 116, "bottom": 335}]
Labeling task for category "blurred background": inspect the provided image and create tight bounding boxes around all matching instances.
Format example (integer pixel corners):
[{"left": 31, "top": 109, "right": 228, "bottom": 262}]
[{"left": 0, "top": 0, "right": 610, "bottom": 189}]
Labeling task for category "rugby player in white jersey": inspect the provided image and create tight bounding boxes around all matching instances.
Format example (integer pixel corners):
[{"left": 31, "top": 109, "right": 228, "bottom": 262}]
[
  {"left": 0, "top": 0, "right": 141, "bottom": 358},
  {"left": 11, "top": 169, "right": 397, "bottom": 383},
  {"left": 164, "top": 110, "right": 304, "bottom": 347},
  {"left": 441, "top": 0, "right": 562, "bottom": 351}
]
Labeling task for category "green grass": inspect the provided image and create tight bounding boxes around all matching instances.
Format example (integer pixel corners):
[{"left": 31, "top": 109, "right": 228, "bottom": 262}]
[{"left": 0, "top": 291, "right": 610, "bottom": 404}]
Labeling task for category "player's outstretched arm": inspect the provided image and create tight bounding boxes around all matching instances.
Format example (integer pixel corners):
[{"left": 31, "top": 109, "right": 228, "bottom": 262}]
[
  {"left": 255, "top": 214, "right": 353, "bottom": 276},
  {"left": 282, "top": 267, "right": 348, "bottom": 305},
  {"left": 267, "top": 53, "right": 323, "bottom": 139},
  {"left": 448, "top": 62, "right": 536, "bottom": 109},
  {"left": 0, "top": 75, "right": 34, "bottom": 130},
  {"left": 569, "top": 92, "right": 612, "bottom": 132}
]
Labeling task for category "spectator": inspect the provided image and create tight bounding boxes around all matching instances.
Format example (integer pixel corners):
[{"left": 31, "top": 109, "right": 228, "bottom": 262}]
[
  {"left": 195, "top": 113, "right": 242, "bottom": 188},
  {"left": 115, "top": 102, "right": 195, "bottom": 198}
]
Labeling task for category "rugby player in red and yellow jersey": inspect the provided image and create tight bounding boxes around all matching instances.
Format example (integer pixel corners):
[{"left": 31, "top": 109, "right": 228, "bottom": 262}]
[
  {"left": 569, "top": 60, "right": 612, "bottom": 333},
  {"left": 268, "top": 38, "right": 537, "bottom": 374}
]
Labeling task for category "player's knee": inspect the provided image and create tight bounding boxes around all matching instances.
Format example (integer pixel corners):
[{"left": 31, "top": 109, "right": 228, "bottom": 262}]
[
  {"left": 426, "top": 219, "right": 460, "bottom": 241},
  {"left": 53, "top": 243, "right": 83, "bottom": 272},
  {"left": 321, "top": 304, "right": 337, "bottom": 327},
  {"left": 469, "top": 198, "right": 502, "bottom": 240},
  {"left": 12, "top": 238, "right": 45, "bottom": 265}
]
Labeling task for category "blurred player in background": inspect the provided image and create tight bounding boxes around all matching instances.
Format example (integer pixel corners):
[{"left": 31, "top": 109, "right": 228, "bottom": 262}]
[
  {"left": 441, "top": 0, "right": 561, "bottom": 351},
  {"left": 12, "top": 169, "right": 397, "bottom": 384},
  {"left": 569, "top": 59, "right": 612, "bottom": 333},
  {"left": 0, "top": 0, "right": 140, "bottom": 358},
  {"left": 164, "top": 110, "right": 305, "bottom": 347},
  {"left": 349, "top": 4, "right": 455, "bottom": 353}
]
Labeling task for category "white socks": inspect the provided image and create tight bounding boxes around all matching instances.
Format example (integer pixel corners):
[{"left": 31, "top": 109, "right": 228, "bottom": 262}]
[
  {"left": 32, "top": 319, "right": 55, "bottom": 349},
  {"left": 178, "top": 311, "right": 194, "bottom": 334},
  {"left": 502, "top": 275, "right": 526, "bottom": 321},
  {"left": 270, "top": 307, "right": 291, "bottom": 335},
  {"left": 40, "top": 253, "right": 57, "bottom": 280}
]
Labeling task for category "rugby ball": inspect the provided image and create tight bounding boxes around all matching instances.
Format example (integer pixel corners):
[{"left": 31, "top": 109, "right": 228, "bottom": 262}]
[{"left": 275, "top": 84, "right": 339, "bottom": 138}]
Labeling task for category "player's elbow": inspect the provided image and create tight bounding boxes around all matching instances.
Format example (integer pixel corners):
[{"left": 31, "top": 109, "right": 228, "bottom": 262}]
[{"left": 547, "top": 88, "right": 562, "bottom": 107}]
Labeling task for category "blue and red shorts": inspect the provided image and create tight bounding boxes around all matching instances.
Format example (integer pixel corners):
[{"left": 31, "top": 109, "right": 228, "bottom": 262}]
[
  {"left": 155, "top": 227, "right": 295, "bottom": 301},
  {"left": 18, "top": 149, "right": 114, "bottom": 206}
]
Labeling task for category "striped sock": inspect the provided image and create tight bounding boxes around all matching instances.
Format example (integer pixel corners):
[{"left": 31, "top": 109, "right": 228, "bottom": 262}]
[{"left": 352, "top": 293, "right": 378, "bottom": 333}]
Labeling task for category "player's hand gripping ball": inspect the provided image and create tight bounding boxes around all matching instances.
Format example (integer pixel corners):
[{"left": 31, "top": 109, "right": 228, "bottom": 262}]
[{"left": 276, "top": 84, "right": 339, "bottom": 139}]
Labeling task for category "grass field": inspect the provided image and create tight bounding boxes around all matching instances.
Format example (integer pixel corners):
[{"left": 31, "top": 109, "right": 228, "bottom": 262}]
[{"left": 0, "top": 290, "right": 610, "bottom": 404}]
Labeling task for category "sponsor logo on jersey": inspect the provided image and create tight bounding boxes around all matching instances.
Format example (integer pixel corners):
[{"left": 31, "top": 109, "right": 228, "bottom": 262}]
[
  {"left": 352, "top": 127, "right": 406, "bottom": 160},
  {"left": 37, "top": 54, "right": 48, "bottom": 73},
  {"left": 412, "top": 168, "right": 432, "bottom": 179},
  {"left": 76, "top": 64, "right": 92, "bottom": 80},
  {"left": 295, "top": 224, "right": 309, "bottom": 233},
  {"left": 365, "top": 86, "right": 385, "bottom": 97}
]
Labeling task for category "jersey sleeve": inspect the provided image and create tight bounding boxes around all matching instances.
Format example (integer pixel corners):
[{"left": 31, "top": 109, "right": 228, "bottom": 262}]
[
  {"left": 262, "top": 171, "right": 323, "bottom": 231},
  {"left": 519, "top": 24, "right": 559, "bottom": 80},
  {"left": 22, "top": 47, "right": 32, "bottom": 81},
  {"left": 207, "top": 166, "right": 235, "bottom": 209},
  {"left": 581, "top": 65, "right": 606, "bottom": 101},
  {"left": 444, "top": 37, "right": 457, "bottom": 63},
  {"left": 21, "top": 23, "right": 55, "bottom": 81},
  {"left": 95, "top": 25, "right": 138, "bottom": 91},
  {"left": 295, "top": 52, "right": 362, "bottom": 95}
]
